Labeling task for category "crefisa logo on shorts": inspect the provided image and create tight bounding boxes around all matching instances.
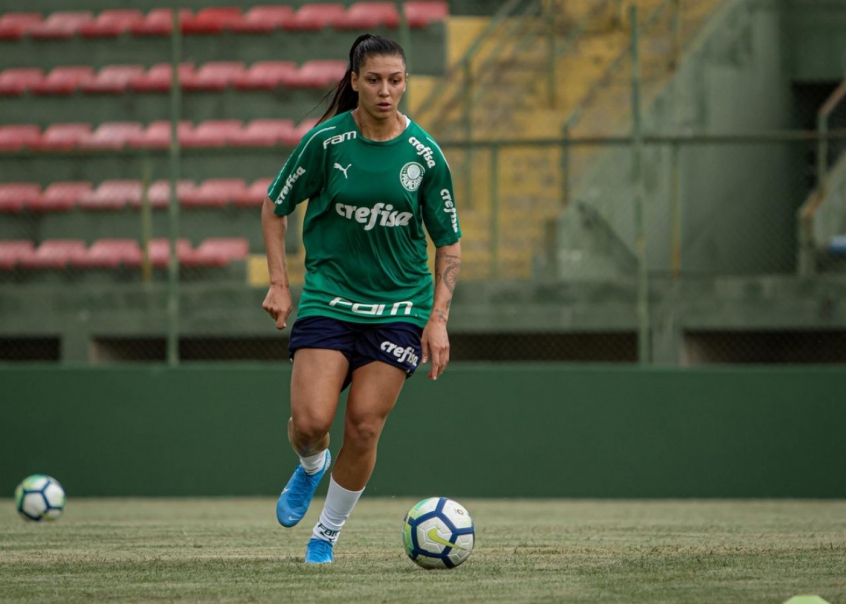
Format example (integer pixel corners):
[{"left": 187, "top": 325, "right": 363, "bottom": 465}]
[
  {"left": 380, "top": 340, "right": 420, "bottom": 367},
  {"left": 400, "top": 162, "right": 425, "bottom": 192}
]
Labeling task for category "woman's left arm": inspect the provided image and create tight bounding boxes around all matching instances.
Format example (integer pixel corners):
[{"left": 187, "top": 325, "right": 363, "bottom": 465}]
[{"left": 421, "top": 241, "right": 462, "bottom": 380}]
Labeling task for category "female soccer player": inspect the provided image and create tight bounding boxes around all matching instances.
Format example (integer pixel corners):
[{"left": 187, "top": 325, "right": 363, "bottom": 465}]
[{"left": 261, "top": 34, "right": 462, "bottom": 564}]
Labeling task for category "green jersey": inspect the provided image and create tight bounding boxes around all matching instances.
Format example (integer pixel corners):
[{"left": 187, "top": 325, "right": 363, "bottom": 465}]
[{"left": 267, "top": 111, "right": 461, "bottom": 328}]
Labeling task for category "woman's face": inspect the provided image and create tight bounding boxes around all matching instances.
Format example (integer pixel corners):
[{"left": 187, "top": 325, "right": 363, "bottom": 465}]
[{"left": 351, "top": 54, "right": 407, "bottom": 120}]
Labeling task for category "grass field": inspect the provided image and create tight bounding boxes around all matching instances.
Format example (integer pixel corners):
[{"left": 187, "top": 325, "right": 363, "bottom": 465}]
[{"left": 1, "top": 498, "right": 844, "bottom": 603}]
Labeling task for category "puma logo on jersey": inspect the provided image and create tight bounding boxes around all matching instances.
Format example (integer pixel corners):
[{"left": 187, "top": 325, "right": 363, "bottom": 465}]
[
  {"left": 408, "top": 136, "right": 436, "bottom": 168},
  {"left": 323, "top": 130, "right": 357, "bottom": 148},
  {"left": 334, "top": 163, "right": 351, "bottom": 179},
  {"left": 335, "top": 202, "right": 413, "bottom": 231}
]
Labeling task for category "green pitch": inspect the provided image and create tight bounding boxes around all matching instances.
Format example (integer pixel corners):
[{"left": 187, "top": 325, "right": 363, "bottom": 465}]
[{"left": 1, "top": 499, "right": 844, "bottom": 603}]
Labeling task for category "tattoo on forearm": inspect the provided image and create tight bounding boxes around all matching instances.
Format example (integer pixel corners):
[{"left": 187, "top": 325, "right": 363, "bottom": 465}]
[{"left": 433, "top": 309, "right": 448, "bottom": 323}]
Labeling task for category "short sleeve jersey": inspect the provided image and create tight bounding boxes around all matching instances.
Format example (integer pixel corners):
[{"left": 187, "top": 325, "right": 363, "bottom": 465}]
[{"left": 267, "top": 110, "right": 461, "bottom": 328}]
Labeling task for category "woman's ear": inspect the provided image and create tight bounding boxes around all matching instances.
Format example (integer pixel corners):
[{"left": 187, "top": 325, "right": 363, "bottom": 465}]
[{"left": 351, "top": 71, "right": 359, "bottom": 93}]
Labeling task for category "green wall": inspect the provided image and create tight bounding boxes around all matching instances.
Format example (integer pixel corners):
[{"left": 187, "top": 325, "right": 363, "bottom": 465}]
[{"left": 2, "top": 365, "right": 845, "bottom": 498}]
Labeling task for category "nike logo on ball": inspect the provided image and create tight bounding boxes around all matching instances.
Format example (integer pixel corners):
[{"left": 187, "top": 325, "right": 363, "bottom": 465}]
[{"left": 427, "top": 527, "right": 466, "bottom": 551}]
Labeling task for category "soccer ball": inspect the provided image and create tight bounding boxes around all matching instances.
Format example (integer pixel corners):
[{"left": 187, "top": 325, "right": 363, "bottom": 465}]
[
  {"left": 14, "top": 475, "right": 66, "bottom": 522},
  {"left": 402, "top": 497, "right": 475, "bottom": 569}
]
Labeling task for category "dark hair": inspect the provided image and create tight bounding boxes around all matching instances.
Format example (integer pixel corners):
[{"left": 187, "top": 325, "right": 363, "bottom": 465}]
[{"left": 318, "top": 34, "right": 407, "bottom": 124}]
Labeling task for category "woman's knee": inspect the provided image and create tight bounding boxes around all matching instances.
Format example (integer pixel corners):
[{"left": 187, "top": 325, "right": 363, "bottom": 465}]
[
  {"left": 344, "top": 414, "right": 386, "bottom": 451},
  {"left": 291, "top": 415, "right": 332, "bottom": 446}
]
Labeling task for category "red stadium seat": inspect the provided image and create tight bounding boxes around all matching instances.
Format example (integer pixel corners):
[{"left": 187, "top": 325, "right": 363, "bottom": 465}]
[
  {"left": 233, "top": 178, "right": 274, "bottom": 207},
  {"left": 335, "top": 2, "right": 400, "bottom": 30},
  {"left": 130, "top": 8, "right": 191, "bottom": 36},
  {"left": 0, "top": 183, "right": 41, "bottom": 213},
  {"left": 31, "top": 66, "right": 95, "bottom": 95},
  {"left": 293, "top": 60, "right": 347, "bottom": 89},
  {"left": 181, "top": 7, "right": 241, "bottom": 34},
  {"left": 404, "top": 1, "right": 448, "bottom": 27},
  {"left": 79, "top": 180, "right": 142, "bottom": 211},
  {"left": 71, "top": 239, "right": 143, "bottom": 268},
  {"left": 0, "top": 125, "right": 41, "bottom": 152},
  {"left": 127, "top": 120, "right": 192, "bottom": 150},
  {"left": 78, "top": 122, "right": 144, "bottom": 150},
  {"left": 234, "top": 61, "right": 298, "bottom": 90},
  {"left": 181, "top": 120, "right": 242, "bottom": 148},
  {"left": 0, "top": 241, "right": 35, "bottom": 270},
  {"left": 129, "top": 63, "right": 195, "bottom": 93},
  {"left": 182, "top": 179, "right": 248, "bottom": 207},
  {"left": 0, "top": 68, "right": 44, "bottom": 96},
  {"left": 130, "top": 179, "right": 195, "bottom": 209},
  {"left": 29, "top": 182, "right": 91, "bottom": 212},
  {"left": 285, "top": 4, "right": 345, "bottom": 31},
  {"left": 229, "top": 119, "right": 294, "bottom": 147},
  {"left": 184, "top": 238, "right": 249, "bottom": 267},
  {"left": 28, "top": 11, "right": 93, "bottom": 40},
  {"left": 19, "top": 240, "right": 87, "bottom": 269},
  {"left": 34, "top": 123, "right": 92, "bottom": 151},
  {"left": 290, "top": 119, "right": 319, "bottom": 145},
  {"left": 127, "top": 238, "right": 193, "bottom": 268},
  {"left": 181, "top": 62, "right": 245, "bottom": 91},
  {"left": 0, "top": 13, "right": 42, "bottom": 40},
  {"left": 231, "top": 6, "right": 294, "bottom": 33},
  {"left": 81, "top": 65, "right": 145, "bottom": 94},
  {"left": 79, "top": 9, "right": 144, "bottom": 37}
]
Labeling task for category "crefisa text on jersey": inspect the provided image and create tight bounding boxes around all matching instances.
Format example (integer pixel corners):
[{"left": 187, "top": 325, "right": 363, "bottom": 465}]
[
  {"left": 408, "top": 137, "right": 436, "bottom": 168},
  {"left": 275, "top": 167, "right": 306, "bottom": 205},
  {"left": 440, "top": 189, "right": 459, "bottom": 233}
]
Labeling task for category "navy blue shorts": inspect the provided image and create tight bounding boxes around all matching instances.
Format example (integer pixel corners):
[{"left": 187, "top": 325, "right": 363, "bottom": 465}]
[{"left": 288, "top": 316, "right": 424, "bottom": 391}]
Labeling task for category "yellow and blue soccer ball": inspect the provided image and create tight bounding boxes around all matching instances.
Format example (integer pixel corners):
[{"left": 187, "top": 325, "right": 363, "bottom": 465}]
[
  {"left": 14, "top": 475, "right": 66, "bottom": 522},
  {"left": 402, "top": 497, "right": 475, "bottom": 569}
]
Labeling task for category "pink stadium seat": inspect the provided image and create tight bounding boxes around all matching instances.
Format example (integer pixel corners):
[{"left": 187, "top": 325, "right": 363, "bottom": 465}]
[
  {"left": 229, "top": 119, "right": 294, "bottom": 147},
  {"left": 0, "top": 241, "right": 35, "bottom": 270},
  {"left": 182, "top": 179, "right": 248, "bottom": 207},
  {"left": 181, "top": 62, "right": 245, "bottom": 91},
  {"left": 78, "top": 122, "right": 144, "bottom": 150},
  {"left": 140, "top": 180, "right": 196, "bottom": 209},
  {"left": 0, "top": 13, "right": 43, "bottom": 40},
  {"left": 31, "top": 66, "right": 95, "bottom": 95},
  {"left": 127, "top": 238, "right": 193, "bottom": 268},
  {"left": 233, "top": 178, "right": 274, "bottom": 207},
  {"left": 129, "top": 63, "right": 195, "bottom": 93},
  {"left": 181, "top": 120, "right": 242, "bottom": 148},
  {"left": 81, "top": 65, "right": 145, "bottom": 94},
  {"left": 0, "top": 125, "right": 41, "bottom": 152},
  {"left": 181, "top": 7, "right": 241, "bottom": 34},
  {"left": 78, "top": 9, "right": 144, "bottom": 37},
  {"left": 79, "top": 180, "right": 142, "bottom": 211},
  {"left": 293, "top": 60, "right": 347, "bottom": 89},
  {"left": 0, "top": 183, "right": 41, "bottom": 213},
  {"left": 404, "top": 1, "right": 448, "bottom": 28},
  {"left": 29, "top": 182, "right": 91, "bottom": 212},
  {"left": 290, "top": 119, "right": 319, "bottom": 145},
  {"left": 231, "top": 6, "right": 295, "bottom": 33},
  {"left": 184, "top": 238, "right": 249, "bottom": 267},
  {"left": 130, "top": 8, "right": 191, "bottom": 36},
  {"left": 34, "top": 123, "right": 92, "bottom": 151},
  {"left": 28, "top": 11, "right": 93, "bottom": 40},
  {"left": 0, "top": 68, "right": 44, "bottom": 96},
  {"left": 19, "top": 240, "right": 87, "bottom": 269},
  {"left": 71, "top": 239, "right": 143, "bottom": 268},
  {"left": 335, "top": 2, "right": 400, "bottom": 30},
  {"left": 284, "top": 4, "right": 345, "bottom": 31},
  {"left": 127, "top": 120, "right": 192, "bottom": 150},
  {"left": 234, "top": 61, "right": 298, "bottom": 90}
]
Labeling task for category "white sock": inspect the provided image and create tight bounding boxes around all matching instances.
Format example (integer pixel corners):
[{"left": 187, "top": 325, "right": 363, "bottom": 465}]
[
  {"left": 312, "top": 476, "right": 364, "bottom": 544},
  {"left": 299, "top": 450, "right": 327, "bottom": 475}
]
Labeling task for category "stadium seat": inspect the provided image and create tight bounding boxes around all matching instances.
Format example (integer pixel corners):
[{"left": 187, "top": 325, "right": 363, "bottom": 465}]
[
  {"left": 127, "top": 120, "right": 192, "bottom": 149},
  {"left": 0, "top": 183, "right": 41, "bottom": 213},
  {"left": 180, "top": 120, "right": 242, "bottom": 148},
  {"left": 0, "top": 241, "right": 35, "bottom": 270},
  {"left": 71, "top": 239, "right": 143, "bottom": 268},
  {"left": 31, "top": 66, "right": 95, "bottom": 95},
  {"left": 29, "top": 182, "right": 91, "bottom": 212},
  {"left": 335, "top": 2, "right": 400, "bottom": 30},
  {"left": 182, "top": 179, "right": 248, "bottom": 207},
  {"left": 181, "top": 62, "right": 245, "bottom": 91},
  {"left": 130, "top": 8, "right": 191, "bottom": 37},
  {"left": 291, "top": 118, "right": 319, "bottom": 144},
  {"left": 404, "top": 1, "right": 449, "bottom": 28},
  {"left": 19, "top": 240, "right": 87, "bottom": 269},
  {"left": 0, "top": 68, "right": 44, "bottom": 96},
  {"left": 293, "top": 60, "right": 347, "bottom": 89},
  {"left": 285, "top": 4, "right": 345, "bottom": 31},
  {"left": 233, "top": 178, "right": 274, "bottom": 207},
  {"left": 78, "top": 122, "right": 144, "bottom": 150},
  {"left": 181, "top": 7, "right": 241, "bottom": 34},
  {"left": 234, "top": 61, "right": 298, "bottom": 90},
  {"left": 35, "top": 123, "right": 92, "bottom": 151},
  {"left": 0, "top": 125, "right": 41, "bottom": 152},
  {"left": 126, "top": 238, "right": 193, "bottom": 268},
  {"left": 231, "top": 6, "right": 295, "bottom": 33},
  {"left": 184, "top": 238, "right": 249, "bottom": 267},
  {"left": 27, "top": 11, "right": 93, "bottom": 40},
  {"left": 229, "top": 119, "right": 294, "bottom": 146},
  {"left": 0, "top": 13, "right": 42, "bottom": 40},
  {"left": 79, "top": 180, "right": 142, "bottom": 211},
  {"left": 129, "top": 63, "right": 195, "bottom": 93},
  {"left": 78, "top": 9, "right": 144, "bottom": 38},
  {"left": 81, "top": 65, "right": 146, "bottom": 94}
]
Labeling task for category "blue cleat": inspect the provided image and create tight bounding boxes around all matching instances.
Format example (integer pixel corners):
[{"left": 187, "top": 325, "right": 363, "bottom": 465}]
[
  {"left": 276, "top": 450, "right": 331, "bottom": 528},
  {"left": 305, "top": 538, "right": 334, "bottom": 564}
]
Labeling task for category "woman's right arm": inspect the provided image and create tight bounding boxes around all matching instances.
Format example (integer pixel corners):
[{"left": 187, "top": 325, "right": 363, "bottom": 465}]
[{"left": 261, "top": 196, "right": 293, "bottom": 330}]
